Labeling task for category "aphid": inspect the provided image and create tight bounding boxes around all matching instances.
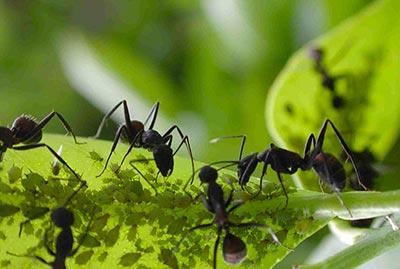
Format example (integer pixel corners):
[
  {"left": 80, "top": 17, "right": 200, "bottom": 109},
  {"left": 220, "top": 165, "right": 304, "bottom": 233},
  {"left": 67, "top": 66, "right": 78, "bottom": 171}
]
[
  {"left": 92, "top": 100, "right": 194, "bottom": 188},
  {"left": 51, "top": 145, "right": 63, "bottom": 176},
  {"left": 177, "top": 167, "right": 286, "bottom": 268},
  {"left": 0, "top": 113, "right": 84, "bottom": 180},
  {"left": 211, "top": 119, "right": 365, "bottom": 216},
  {"left": 309, "top": 47, "right": 346, "bottom": 109},
  {"left": 8, "top": 181, "right": 93, "bottom": 269}
]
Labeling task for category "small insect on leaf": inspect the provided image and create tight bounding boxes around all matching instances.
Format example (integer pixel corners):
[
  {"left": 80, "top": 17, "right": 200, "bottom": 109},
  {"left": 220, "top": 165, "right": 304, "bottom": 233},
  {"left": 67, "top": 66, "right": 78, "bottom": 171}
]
[
  {"left": 91, "top": 214, "right": 110, "bottom": 233},
  {"left": 75, "top": 250, "right": 94, "bottom": 265},
  {"left": 0, "top": 231, "right": 6, "bottom": 240},
  {"left": 0, "top": 260, "right": 11, "bottom": 267},
  {"left": 119, "top": 252, "right": 142, "bottom": 267},
  {"left": 105, "top": 225, "right": 120, "bottom": 247},
  {"left": 98, "top": 251, "right": 108, "bottom": 262},
  {"left": 51, "top": 145, "right": 63, "bottom": 175},
  {"left": 7, "top": 165, "right": 22, "bottom": 183},
  {"left": 159, "top": 249, "right": 178, "bottom": 269},
  {"left": 0, "top": 204, "right": 19, "bottom": 217},
  {"left": 89, "top": 151, "right": 103, "bottom": 162},
  {"left": 22, "top": 206, "right": 49, "bottom": 220},
  {"left": 82, "top": 234, "right": 101, "bottom": 247}
]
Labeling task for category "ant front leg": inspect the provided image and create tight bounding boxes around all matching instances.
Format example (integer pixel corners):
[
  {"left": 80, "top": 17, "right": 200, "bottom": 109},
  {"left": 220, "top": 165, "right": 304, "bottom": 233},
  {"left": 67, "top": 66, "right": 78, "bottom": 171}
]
[
  {"left": 143, "top": 102, "right": 160, "bottom": 130},
  {"left": 92, "top": 100, "right": 132, "bottom": 139},
  {"left": 97, "top": 125, "right": 128, "bottom": 177},
  {"left": 12, "top": 143, "right": 82, "bottom": 181},
  {"left": 24, "top": 111, "right": 84, "bottom": 144},
  {"left": 318, "top": 119, "right": 367, "bottom": 190},
  {"left": 210, "top": 135, "right": 247, "bottom": 162},
  {"left": 162, "top": 125, "right": 195, "bottom": 184}
]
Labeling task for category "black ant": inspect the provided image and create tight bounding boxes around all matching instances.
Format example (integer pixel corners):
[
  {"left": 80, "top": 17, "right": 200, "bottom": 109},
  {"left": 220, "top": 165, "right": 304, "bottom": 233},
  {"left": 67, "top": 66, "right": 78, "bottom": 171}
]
[
  {"left": 0, "top": 112, "right": 84, "bottom": 180},
  {"left": 8, "top": 181, "right": 94, "bottom": 269},
  {"left": 177, "top": 165, "right": 286, "bottom": 268},
  {"left": 309, "top": 47, "right": 346, "bottom": 109},
  {"left": 92, "top": 100, "right": 195, "bottom": 189},
  {"left": 210, "top": 119, "right": 365, "bottom": 216}
]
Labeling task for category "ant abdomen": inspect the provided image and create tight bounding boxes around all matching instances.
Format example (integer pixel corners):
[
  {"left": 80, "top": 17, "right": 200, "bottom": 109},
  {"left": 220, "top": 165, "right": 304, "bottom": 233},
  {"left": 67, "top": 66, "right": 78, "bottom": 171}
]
[
  {"left": 223, "top": 232, "right": 247, "bottom": 265},
  {"left": 153, "top": 144, "right": 173, "bottom": 176},
  {"left": 312, "top": 152, "right": 346, "bottom": 192},
  {"left": 11, "top": 115, "right": 42, "bottom": 143}
]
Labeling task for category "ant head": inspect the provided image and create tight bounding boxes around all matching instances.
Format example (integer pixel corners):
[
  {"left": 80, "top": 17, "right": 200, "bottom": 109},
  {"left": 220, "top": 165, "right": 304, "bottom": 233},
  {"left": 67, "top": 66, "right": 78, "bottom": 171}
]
[
  {"left": 237, "top": 153, "right": 258, "bottom": 186},
  {"left": 153, "top": 144, "right": 173, "bottom": 177},
  {"left": 309, "top": 47, "right": 324, "bottom": 63},
  {"left": 198, "top": 166, "right": 218, "bottom": 184},
  {"left": 51, "top": 207, "right": 74, "bottom": 228},
  {"left": 223, "top": 232, "right": 247, "bottom": 265}
]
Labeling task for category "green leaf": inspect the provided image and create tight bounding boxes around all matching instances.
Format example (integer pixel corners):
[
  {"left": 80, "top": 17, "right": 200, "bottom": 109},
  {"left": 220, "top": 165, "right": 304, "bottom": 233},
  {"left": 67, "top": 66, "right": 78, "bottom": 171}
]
[
  {"left": 266, "top": 0, "right": 400, "bottom": 189},
  {"left": 0, "top": 134, "right": 399, "bottom": 268},
  {"left": 296, "top": 226, "right": 400, "bottom": 269}
]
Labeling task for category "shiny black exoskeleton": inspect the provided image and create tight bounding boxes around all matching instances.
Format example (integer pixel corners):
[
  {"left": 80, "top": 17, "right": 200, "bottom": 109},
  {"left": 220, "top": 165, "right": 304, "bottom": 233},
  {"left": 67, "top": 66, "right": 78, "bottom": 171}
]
[
  {"left": 178, "top": 166, "right": 283, "bottom": 268},
  {"left": 211, "top": 119, "right": 364, "bottom": 214},
  {"left": 93, "top": 100, "right": 194, "bottom": 186},
  {"left": 9, "top": 207, "right": 94, "bottom": 269},
  {"left": 0, "top": 113, "right": 83, "bottom": 179}
]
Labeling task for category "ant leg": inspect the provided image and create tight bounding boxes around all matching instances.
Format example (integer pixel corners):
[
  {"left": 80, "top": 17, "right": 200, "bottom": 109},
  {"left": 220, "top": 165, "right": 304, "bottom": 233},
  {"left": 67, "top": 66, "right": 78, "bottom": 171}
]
[
  {"left": 12, "top": 143, "right": 82, "bottom": 182},
  {"left": 143, "top": 102, "right": 160, "bottom": 130},
  {"left": 231, "top": 222, "right": 291, "bottom": 251},
  {"left": 253, "top": 161, "right": 269, "bottom": 198},
  {"left": 174, "top": 222, "right": 214, "bottom": 254},
  {"left": 162, "top": 125, "right": 195, "bottom": 185},
  {"left": 276, "top": 172, "right": 289, "bottom": 208},
  {"left": 303, "top": 133, "right": 316, "bottom": 166},
  {"left": 19, "top": 208, "right": 50, "bottom": 237},
  {"left": 21, "top": 111, "right": 84, "bottom": 144},
  {"left": 213, "top": 228, "right": 222, "bottom": 269},
  {"left": 92, "top": 100, "right": 132, "bottom": 139},
  {"left": 333, "top": 191, "right": 353, "bottom": 218},
  {"left": 62, "top": 180, "right": 87, "bottom": 207},
  {"left": 210, "top": 135, "right": 247, "bottom": 161},
  {"left": 116, "top": 131, "right": 143, "bottom": 173},
  {"left": 319, "top": 119, "right": 367, "bottom": 190},
  {"left": 70, "top": 206, "right": 97, "bottom": 256},
  {"left": 129, "top": 161, "right": 158, "bottom": 194},
  {"left": 97, "top": 125, "right": 127, "bottom": 177},
  {"left": 225, "top": 189, "right": 234, "bottom": 208},
  {"left": 227, "top": 200, "right": 244, "bottom": 213},
  {"left": 6, "top": 252, "right": 52, "bottom": 265},
  {"left": 318, "top": 179, "right": 326, "bottom": 193}
]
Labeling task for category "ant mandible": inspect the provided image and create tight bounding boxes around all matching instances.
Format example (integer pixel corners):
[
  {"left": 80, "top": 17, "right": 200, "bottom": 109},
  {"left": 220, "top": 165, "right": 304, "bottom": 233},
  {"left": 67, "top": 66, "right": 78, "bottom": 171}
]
[
  {"left": 309, "top": 47, "right": 347, "bottom": 109},
  {"left": 211, "top": 119, "right": 365, "bottom": 215},
  {"left": 92, "top": 100, "right": 195, "bottom": 188},
  {"left": 177, "top": 165, "right": 286, "bottom": 268},
  {"left": 0, "top": 112, "right": 84, "bottom": 180},
  {"left": 8, "top": 181, "right": 95, "bottom": 269}
]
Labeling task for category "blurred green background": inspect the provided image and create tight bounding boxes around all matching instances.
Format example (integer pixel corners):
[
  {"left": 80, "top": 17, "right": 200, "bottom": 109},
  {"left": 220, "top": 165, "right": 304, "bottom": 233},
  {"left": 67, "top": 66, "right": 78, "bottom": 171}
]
[
  {"left": 0, "top": 1, "right": 382, "bottom": 267},
  {"left": 0, "top": 0, "right": 373, "bottom": 163}
]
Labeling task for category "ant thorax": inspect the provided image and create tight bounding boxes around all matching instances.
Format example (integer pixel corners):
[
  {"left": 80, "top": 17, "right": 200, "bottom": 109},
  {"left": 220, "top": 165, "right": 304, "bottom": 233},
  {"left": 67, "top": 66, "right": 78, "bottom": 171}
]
[
  {"left": 141, "top": 129, "right": 163, "bottom": 147},
  {"left": 11, "top": 115, "right": 41, "bottom": 143}
]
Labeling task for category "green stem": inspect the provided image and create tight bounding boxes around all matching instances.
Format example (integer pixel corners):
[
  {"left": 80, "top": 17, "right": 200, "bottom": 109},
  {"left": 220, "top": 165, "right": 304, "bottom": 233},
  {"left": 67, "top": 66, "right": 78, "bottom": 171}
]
[{"left": 296, "top": 226, "right": 400, "bottom": 269}]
